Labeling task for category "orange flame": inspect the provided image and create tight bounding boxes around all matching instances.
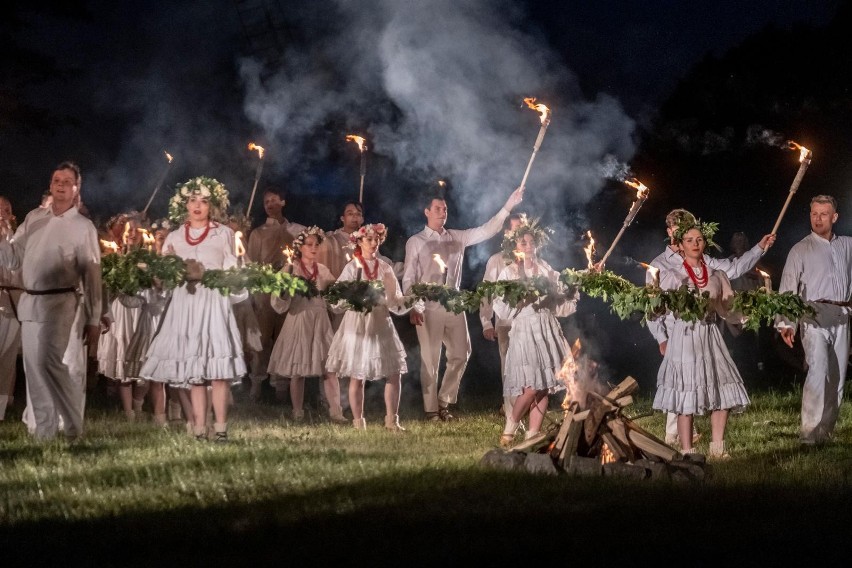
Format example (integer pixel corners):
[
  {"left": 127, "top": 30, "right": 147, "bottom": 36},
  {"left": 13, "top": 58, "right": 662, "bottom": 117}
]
[
  {"left": 639, "top": 262, "right": 660, "bottom": 285},
  {"left": 571, "top": 338, "right": 582, "bottom": 358},
  {"left": 437, "top": 180, "right": 446, "bottom": 187},
  {"left": 100, "top": 239, "right": 119, "bottom": 253},
  {"left": 248, "top": 142, "right": 265, "bottom": 159},
  {"left": 164, "top": 150, "right": 173, "bottom": 163},
  {"left": 432, "top": 253, "right": 447, "bottom": 273},
  {"left": 558, "top": 352, "right": 578, "bottom": 409},
  {"left": 513, "top": 250, "right": 525, "bottom": 262},
  {"left": 346, "top": 135, "right": 367, "bottom": 152},
  {"left": 523, "top": 97, "right": 551, "bottom": 124},
  {"left": 122, "top": 222, "right": 132, "bottom": 245},
  {"left": 234, "top": 231, "right": 246, "bottom": 258},
  {"left": 583, "top": 230, "right": 596, "bottom": 270},
  {"left": 282, "top": 246, "right": 295, "bottom": 266},
  {"left": 787, "top": 141, "right": 811, "bottom": 163},
  {"left": 624, "top": 178, "right": 650, "bottom": 200},
  {"left": 600, "top": 443, "right": 617, "bottom": 464}
]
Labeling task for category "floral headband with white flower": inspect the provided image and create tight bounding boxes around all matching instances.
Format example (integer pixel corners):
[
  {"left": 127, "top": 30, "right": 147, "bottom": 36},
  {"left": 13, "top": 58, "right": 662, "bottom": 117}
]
[
  {"left": 501, "top": 214, "right": 553, "bottom": 262},
  {"left": 168, "top": 176, "right": 230, "bottom": 223},
  {"left": 150, "top": 218, "right": 172, "bottom": 232},
  {"left": 350, "top": 223, "right": 387, "bottom": 245},
  {"left": 293, "top": 225, "right": 326, "bottom": 254}
]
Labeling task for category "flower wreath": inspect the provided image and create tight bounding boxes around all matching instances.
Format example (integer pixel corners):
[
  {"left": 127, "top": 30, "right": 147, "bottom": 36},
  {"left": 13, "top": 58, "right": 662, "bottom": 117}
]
[
  {"left": 349, "top": 223, "right": 387, "bottom": 245},
  {"left": 293, "top": 226, "right": 326, "bottom": 257},
  {"left": 168, "top": 176, "right": 230, "bottom": 224},
  {"left": 150, "top": 218, "right": 172, "bottom": 232},
  {"left": 501, "top": 214, "right": 554, "bottom": 262},
  {"left": 673, "top": 217, "right": 721, "bottom": 250}
]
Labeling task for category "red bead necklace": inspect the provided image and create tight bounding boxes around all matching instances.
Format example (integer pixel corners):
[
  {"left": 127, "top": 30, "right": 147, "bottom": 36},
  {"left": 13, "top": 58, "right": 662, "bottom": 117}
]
[
  {"left": 299, "top": 258, "right": 318, "bottom": 282},
  {"left": 683, "top": 259, "right": 709, "bottom": 288},
  {"left": 357, "top": 255, "right": 379, "bottom": 280},
  {"left": 184, "top": 221, "right": 212, "bottom": 246}
]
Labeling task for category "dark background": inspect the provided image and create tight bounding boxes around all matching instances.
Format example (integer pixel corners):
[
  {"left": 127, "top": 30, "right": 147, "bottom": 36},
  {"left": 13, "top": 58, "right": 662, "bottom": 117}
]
[{"left": 2, "top": 0, "right": 847, "bottom": 397}]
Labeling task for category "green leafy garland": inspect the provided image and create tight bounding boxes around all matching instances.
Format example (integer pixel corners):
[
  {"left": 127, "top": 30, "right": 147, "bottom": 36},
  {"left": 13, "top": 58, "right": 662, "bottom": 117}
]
[
  {"left": 405, "top": 283, "right": 473, "bottom": 314},
  {"left": 324, "top": 280, "right": 386, "bottom": 313},
  {"left": 201, "top": 263, "right": 308, "bottom": 297},
  {"left": 474, "top": 275, "right": 556, "bottom": 309},
  {"left": 560, "top": 268, "right": 633, "bottom": 300},
  {"left": 731, "top": 289, "right": 815, "bottom": 332}
]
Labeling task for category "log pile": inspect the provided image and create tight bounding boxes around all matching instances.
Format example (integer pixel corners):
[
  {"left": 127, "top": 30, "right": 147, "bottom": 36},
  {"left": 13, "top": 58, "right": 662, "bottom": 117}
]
[{"left": 481, "top": 376, "right": 711, "bottom": 482}]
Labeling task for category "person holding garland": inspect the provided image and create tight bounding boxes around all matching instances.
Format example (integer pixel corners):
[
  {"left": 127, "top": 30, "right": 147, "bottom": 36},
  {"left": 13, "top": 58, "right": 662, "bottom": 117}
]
[
  {"left": 268, "top": 226, "right": 346, "bottom": 423},
  {"left": 140, "top": 177, "right": 247, "bottom": 442},
  {"left": 492, "top": 216, "right": 578, "bottom": 447},
  {"left": 325, "top": 223, "right": 417, "bottom": 430},
  {"left": 652, "top": 219, "right": 750, "bottom": 458}
]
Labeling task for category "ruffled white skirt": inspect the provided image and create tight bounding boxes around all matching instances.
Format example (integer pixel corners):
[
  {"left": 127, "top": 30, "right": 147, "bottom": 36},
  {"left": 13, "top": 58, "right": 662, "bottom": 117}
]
[
  {"left": 268, "top": 298, "right": 333, "bottom": 378},
  {"left": 325, "top": 306, "right": 407, "bottom": 381},
  {"left": 503, "top": 310, "right": 569, "bottom": 396}
]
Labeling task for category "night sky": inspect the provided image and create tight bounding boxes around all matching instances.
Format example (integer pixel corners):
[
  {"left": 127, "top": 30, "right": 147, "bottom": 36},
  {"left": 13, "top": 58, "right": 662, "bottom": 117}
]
[{"left": 1, "top": 0, "right": 847, "bottom": 388}]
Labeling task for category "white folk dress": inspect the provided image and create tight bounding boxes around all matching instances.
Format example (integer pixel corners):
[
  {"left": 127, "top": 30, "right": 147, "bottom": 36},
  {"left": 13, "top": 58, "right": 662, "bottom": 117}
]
[
  {"left": 652, "top": 265, "right": 750, "bottom": 416},
  {"left": 140, "top": 223, "right": 247, "bottom": 386},
  {"left": 325, "top": 258, "right": 410, "bottom": 381},
  {"left": 97, "top": 292, "right": 142, "bottom": 382},
  {"left": 124, "top": 287, "right": 170, "bottom": 380},
  {"left": 267, "top": 261, "right": 335, "bottom": 378},
  {"left": 493, "top": 260, "right": 578, "bottom": 396}
]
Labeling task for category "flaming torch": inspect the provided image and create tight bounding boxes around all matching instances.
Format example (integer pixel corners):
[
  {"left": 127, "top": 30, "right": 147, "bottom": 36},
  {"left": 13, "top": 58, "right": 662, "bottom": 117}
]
[
  {"left": 598, "top": 178, "right": 650, "bottom": 267},
  {"left": 513, "top": 251, "right": 527, "bottom": 279},
  {"left": 121, "top": 221, "right": 132, "bottom": 254},
  {"left": 100, "top": 239, "right": 119, "bottom": 254},
  {"left": 282, "top": 245, "right": 295, "bottom": 274},
  {"left": 141, "top": 150, "right": 174, "bottom": 218},
  {"left": 583, "top": 231, "right": 596, "bottom": 270},
  {"left": 139, "top": 228, "right": 155, "bottom": 252},
  {"left": 758, "top": 269, "right": 772, "bottom": 291},
  {"left": 519, "top": 97, "right": 551, "bottom": 190},
  {"left": 432, "top": 253, "right": 449, "bottom": 285},
  {"left": 639, "top": 262, "right": 660, "bottom": 288},
  {"left": 245, "top": 142, "right": 266, "bottom": 217},
  {"left": 234, "top": 231, "right": 246, "bottom": 268},
  {"left": 345, "top": 135, "right": 367, "bottom": 203},
  {"left": 770, "top": 141, "right": 812, "bottom": 235}
]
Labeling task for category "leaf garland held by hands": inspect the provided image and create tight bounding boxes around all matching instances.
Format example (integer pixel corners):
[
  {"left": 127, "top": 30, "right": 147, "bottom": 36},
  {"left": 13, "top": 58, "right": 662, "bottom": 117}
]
[
  {"left": 474, "top": 275, "right": 556, "bottom": 309},
  {"left": 405, "top": 283, "right": 474, "bottom": 314},
  {"left": 731, "top": 289, "right": 815, "bottom": 332},
  {"left": 101, "top": 248, "right": 185, "bottom": 296},
  {"left": 324, "top": 280, "right": 386, "bottom": 313},
  {"left": 201, "top": 263, "right": 308, "bottom": 297},
  {"left": 560, "top": 268, "right": 633, "bottom": 301}
]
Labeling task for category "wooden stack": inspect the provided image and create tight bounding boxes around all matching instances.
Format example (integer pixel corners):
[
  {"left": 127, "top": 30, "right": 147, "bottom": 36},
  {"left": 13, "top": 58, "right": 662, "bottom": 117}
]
[{"left": 491, "top": 376, "right": 710, "bottom": 481}]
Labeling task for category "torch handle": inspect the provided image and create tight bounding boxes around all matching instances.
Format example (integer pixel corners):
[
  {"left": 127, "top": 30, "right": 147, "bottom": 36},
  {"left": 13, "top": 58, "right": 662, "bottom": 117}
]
[
  {"left": 519, "top": 122, "right": 550, "bottom": 190},
  {"left": 598, "top": 224, "right": 628, "bottom": 266},
  {"left": 245, "top": 160, "right": 265, "bottom": 217},
  {"left": 359, "top": 175, "right": 365, "bottom": 204},
  {"left": 141, "top": 163, "right": 172, "bottom": 217},
  {"left": 771, "top": 159, "right": 810, "bottom": 235}
]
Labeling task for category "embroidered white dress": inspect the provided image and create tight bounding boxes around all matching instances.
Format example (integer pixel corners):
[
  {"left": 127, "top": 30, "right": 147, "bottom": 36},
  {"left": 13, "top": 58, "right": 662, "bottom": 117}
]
[
  {"left": 268, "top": 261, "right": 335, "bottom": 378},
  {"left": 493, "top": 260, "right": 577, "bottom": 396},
  {"left": 652, "top": 266, "right": 750, "bottom": 415},
  {"left": 140, "top": 223, "right": 247, "bottom": 386},
  {"left": 325, "top": 258, "right": 410, "bottom": 381}
]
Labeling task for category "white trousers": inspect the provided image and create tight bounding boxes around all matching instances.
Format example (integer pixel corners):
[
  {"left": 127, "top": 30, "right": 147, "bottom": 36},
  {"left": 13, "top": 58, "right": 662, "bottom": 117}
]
[
  {"left": 416, "top": 308, "right": 471, "bottom": 413},
  {"left": 20, "top": 300, "right": 86, "bottom": 439},
  {"left": 800, "top": 318, "right": 849, "bottom": 443}
]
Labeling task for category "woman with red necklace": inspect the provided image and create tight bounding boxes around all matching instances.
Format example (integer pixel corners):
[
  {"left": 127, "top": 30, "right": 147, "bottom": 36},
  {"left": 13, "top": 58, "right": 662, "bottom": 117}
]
[
  {"left": 325, "top": 223, "right": 416, "bottom": 431},
  {"left": 268, "top": 226, "right": 346, "bottom": 424},
  {"left": 140, "top": 177, "right": 246, "bottom": 442},
  {"left": 652, "top": 220, "right": 750, "bottom": 459}
]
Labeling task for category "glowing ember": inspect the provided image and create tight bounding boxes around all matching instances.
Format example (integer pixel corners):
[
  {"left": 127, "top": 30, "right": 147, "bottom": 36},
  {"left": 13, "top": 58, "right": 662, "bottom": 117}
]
[
  {"left": 432, "top": 253, "right": 447, "bottom": 273},
  {"left": 164, "top": 150, "right": 174, "bottom": 163},
  {"left": 345, "top": 135, "right": 367, "bottom": 152},
  {"left": 248, "top": 142, "right": 265, "bottom": 159},
  {"left": 787, "top": 141, "right": 811, "bottom": 163},
  {"left": 523, "top": 97, "right": 551, "bottom": 124},
  {"left": 234, "top": 231, "right": 246, "bottom": 258},
  {"left": 600, "top": 443, "right": 617, "bottom": 464},
  {"left": 583, "top": 231, "right": 596, "bottom": 270},
  {"left": 624, "top": 178, "right": 650, "bottom": 200},
  {"left": 437, "top": 180, "right": 446, "bottom": 187}
]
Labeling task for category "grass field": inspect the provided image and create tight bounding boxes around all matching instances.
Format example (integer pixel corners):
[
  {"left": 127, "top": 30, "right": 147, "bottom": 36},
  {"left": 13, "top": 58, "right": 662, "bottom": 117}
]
[{"left": 2, "top": 382, "right": 852, "bottom": 566}]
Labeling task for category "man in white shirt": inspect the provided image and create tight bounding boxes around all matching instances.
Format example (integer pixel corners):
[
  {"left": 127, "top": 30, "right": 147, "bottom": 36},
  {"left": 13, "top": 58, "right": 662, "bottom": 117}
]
[
  {"left": 776, "top": 195, "right": 852, "bottom": 446},
  {"left": 246, "top": 187, "right": 306, "bottom": 400},
  {"left": 403, "top": 185, "right": 524, "bottom": 421},
  {"left": 647, "top": 208, "right": 775, "bottom": 445},
  {"left": 0, "top": 162, "right": 102, "bottom": 440},
  {"left": 479, "top": 213, "right": 523, "bottom": 419}
]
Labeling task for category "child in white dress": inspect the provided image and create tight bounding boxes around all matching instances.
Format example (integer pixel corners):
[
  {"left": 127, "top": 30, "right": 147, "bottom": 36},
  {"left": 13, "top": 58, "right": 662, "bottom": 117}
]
[
  {"left": 140, "top": 177, "right": 246, "bottom": 442},
  {"left": 268, "top": 226, "right": 346, "bottom": 423},
  {"left": 493, "top": 218, "right": 578, "bottom": 447},
  {"left": 652, "top": 222, "right": 750, "bottom": 458},
  {"left": 325, "top": 223, "right": 416, "bottom": 430}
]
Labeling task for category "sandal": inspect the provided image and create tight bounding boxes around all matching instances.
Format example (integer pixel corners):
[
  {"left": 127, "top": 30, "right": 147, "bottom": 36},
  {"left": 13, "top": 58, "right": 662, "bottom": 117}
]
[{"left": 499, "top": 433, "right": 515, "bottom": 448}]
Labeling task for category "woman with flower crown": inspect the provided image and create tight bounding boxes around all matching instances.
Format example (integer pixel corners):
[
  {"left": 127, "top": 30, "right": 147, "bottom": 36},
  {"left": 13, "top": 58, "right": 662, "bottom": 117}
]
[
  {"left": 325, "top": 223, "right": 417, "bottom": 431},
  {"left": 652, "top": 219, "right": 750, "bottom": 459},
  {"left": 97, "top": 212, "right": 150, "bottom": 422},
  {"left": 492, "top": 216, "right": 578, "bottom": 447},
  {"left": 268, "top": 226, "right": 347, "bottom": 424},
  {"left": 140, "top": 177, "right": 247, "bottom": 442}
]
